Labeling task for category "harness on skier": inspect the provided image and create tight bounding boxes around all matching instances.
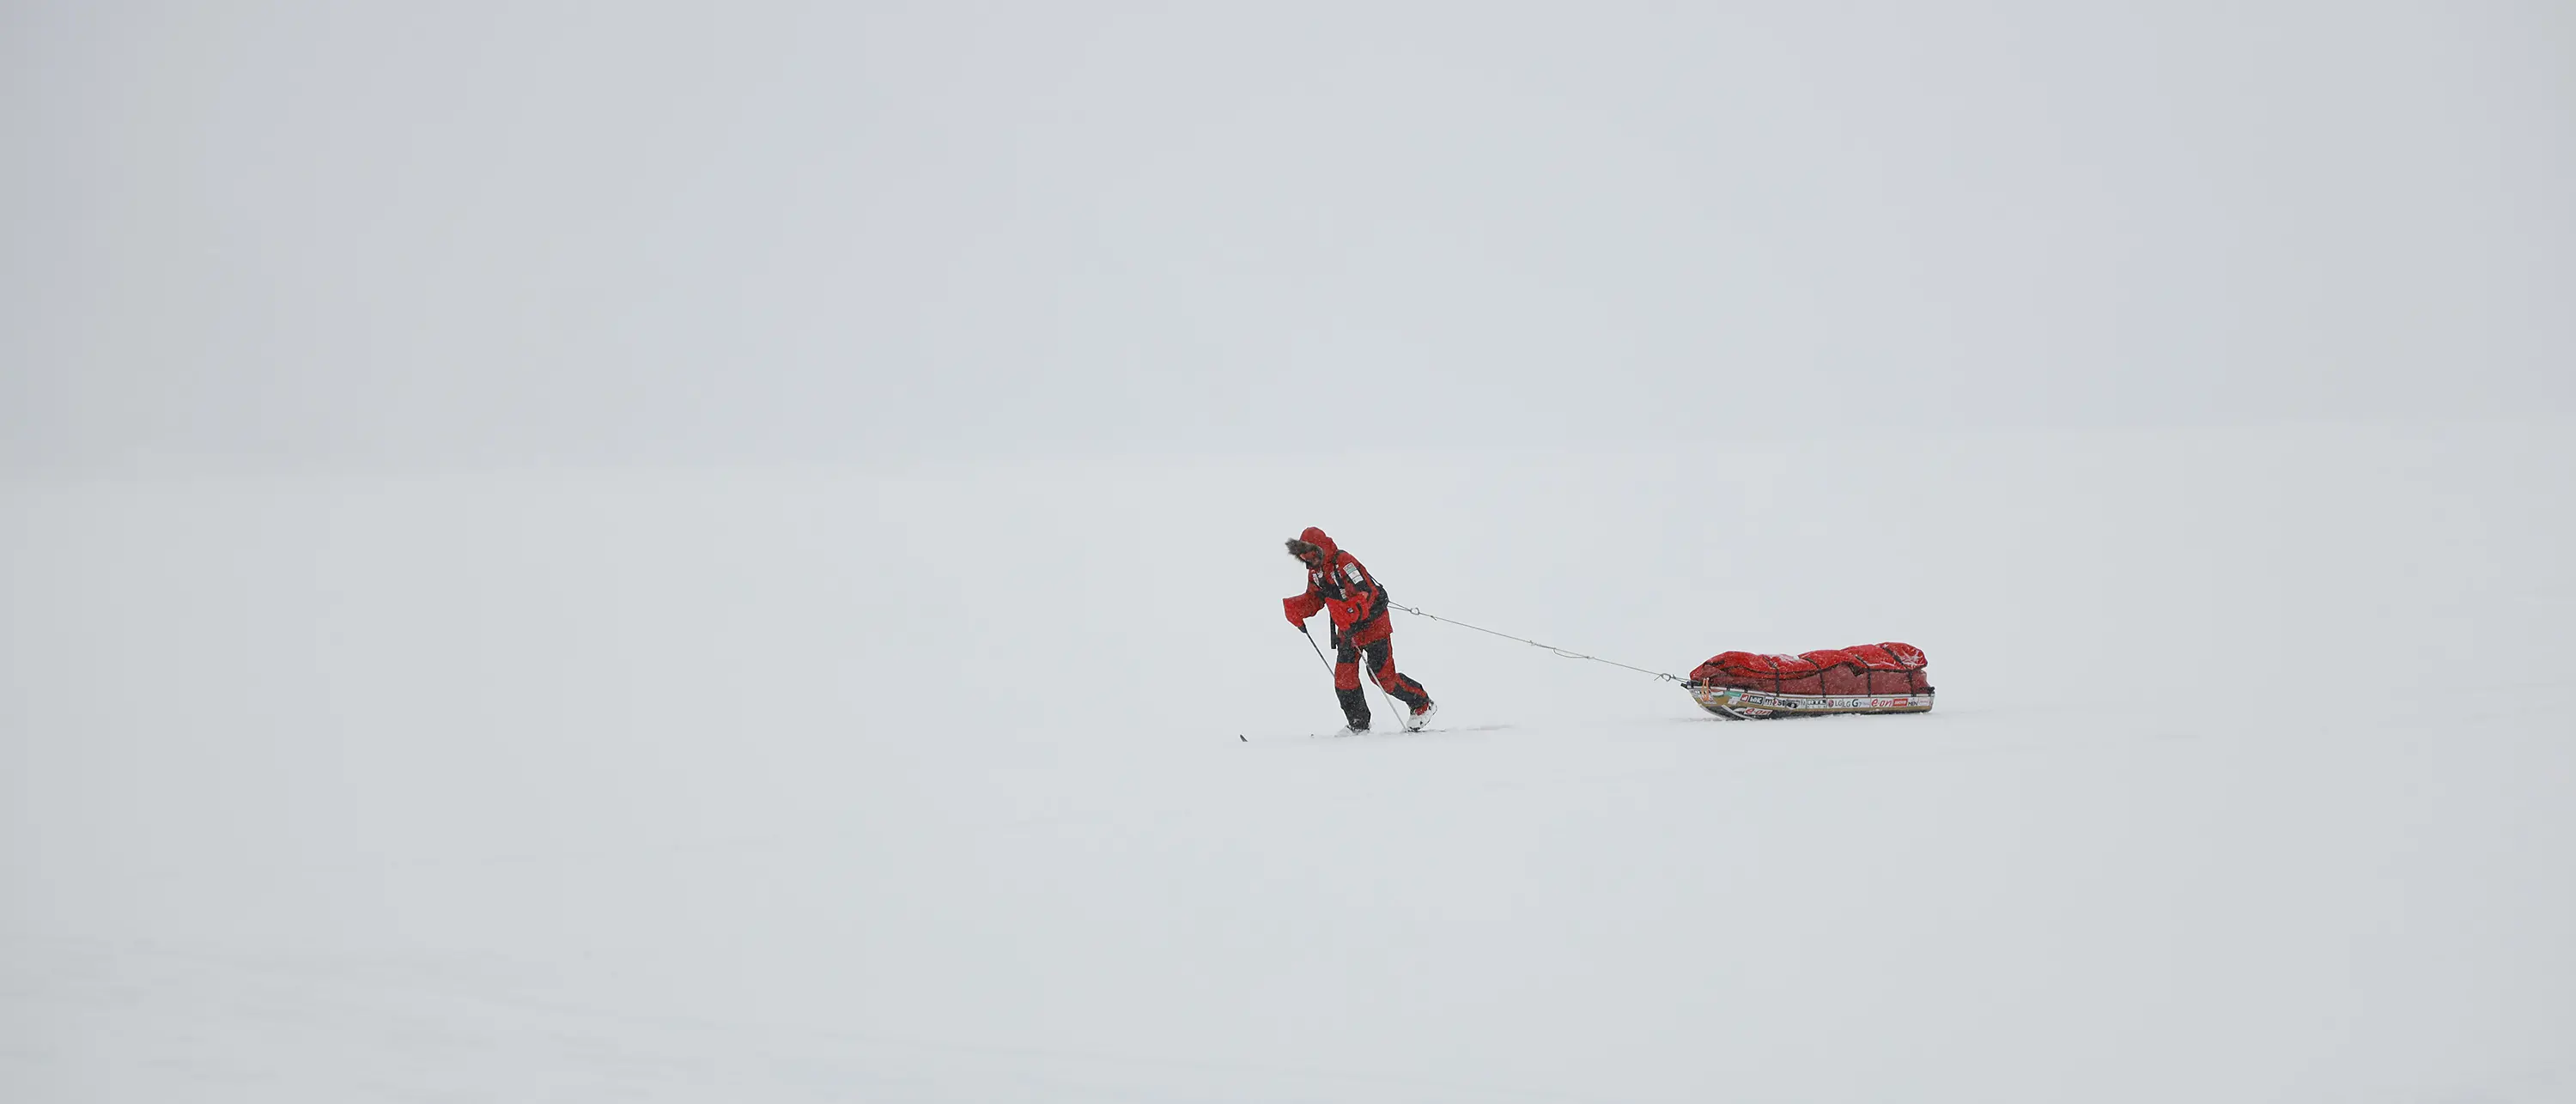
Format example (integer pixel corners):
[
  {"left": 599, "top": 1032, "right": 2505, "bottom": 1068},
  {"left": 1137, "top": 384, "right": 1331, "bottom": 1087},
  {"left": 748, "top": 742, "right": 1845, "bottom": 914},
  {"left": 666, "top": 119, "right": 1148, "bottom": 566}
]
[{"left": 1308, "top": 557, "right": 1389, "bottom": 643}]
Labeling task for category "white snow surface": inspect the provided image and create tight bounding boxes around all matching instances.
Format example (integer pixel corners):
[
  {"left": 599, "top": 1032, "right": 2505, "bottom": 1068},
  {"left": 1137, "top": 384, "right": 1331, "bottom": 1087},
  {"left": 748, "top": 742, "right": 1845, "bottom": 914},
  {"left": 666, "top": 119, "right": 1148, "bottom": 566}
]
[{"left": 4, "top": 422, "right": 2572, "bottom": 1102}]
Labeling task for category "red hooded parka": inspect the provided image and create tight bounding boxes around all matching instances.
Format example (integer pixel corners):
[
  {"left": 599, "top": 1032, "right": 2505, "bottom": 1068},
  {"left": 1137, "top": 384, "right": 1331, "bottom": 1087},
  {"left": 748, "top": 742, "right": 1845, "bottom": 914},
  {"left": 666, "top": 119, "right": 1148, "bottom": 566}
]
[{"left": 1283, "top": 526, "right": 1393, "bottom": 646}]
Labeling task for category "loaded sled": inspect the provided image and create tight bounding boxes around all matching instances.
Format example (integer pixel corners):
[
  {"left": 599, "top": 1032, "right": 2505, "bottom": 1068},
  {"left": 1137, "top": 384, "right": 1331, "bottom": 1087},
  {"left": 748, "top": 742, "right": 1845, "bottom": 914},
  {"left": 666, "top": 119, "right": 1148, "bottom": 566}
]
[{"left": 1685, "top": 642, "right": 1935, "bottom": 719}]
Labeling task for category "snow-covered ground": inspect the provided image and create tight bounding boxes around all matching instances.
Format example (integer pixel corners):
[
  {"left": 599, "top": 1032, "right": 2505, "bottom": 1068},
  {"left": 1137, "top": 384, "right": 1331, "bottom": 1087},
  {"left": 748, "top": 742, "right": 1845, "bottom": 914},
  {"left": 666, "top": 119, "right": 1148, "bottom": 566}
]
[{"left": 4, "top": 421, "right": 2571, "bottom": 1102}]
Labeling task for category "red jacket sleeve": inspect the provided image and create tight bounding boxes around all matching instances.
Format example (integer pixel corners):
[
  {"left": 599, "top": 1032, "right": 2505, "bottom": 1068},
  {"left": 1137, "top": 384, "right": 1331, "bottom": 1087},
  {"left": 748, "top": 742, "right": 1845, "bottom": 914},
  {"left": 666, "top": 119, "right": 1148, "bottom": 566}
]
[{"left": 1285, "top": 589, "right": 1324, "bottom": 626}]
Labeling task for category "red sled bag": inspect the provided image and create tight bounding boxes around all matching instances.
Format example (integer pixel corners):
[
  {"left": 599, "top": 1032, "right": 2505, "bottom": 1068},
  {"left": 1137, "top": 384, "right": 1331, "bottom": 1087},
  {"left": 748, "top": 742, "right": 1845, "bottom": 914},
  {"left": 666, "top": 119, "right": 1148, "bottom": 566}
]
[{"left": 1686, "top": 642, "right": 1933, "bottom": 719}]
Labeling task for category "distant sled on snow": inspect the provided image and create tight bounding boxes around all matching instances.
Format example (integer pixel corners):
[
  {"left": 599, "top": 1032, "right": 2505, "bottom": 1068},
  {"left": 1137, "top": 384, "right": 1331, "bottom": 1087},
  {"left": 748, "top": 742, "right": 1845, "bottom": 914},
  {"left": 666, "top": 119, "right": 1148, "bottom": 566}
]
[{"left": 1685, "top": 643, "right": 1935, "bottom": 719}]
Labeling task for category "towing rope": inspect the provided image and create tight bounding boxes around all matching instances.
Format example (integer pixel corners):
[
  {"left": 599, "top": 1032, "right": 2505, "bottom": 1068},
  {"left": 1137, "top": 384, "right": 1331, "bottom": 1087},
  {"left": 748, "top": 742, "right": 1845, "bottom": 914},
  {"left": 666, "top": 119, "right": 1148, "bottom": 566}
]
[{"left": 1385, "top": 602, "right": 1684, "bottom": 683}]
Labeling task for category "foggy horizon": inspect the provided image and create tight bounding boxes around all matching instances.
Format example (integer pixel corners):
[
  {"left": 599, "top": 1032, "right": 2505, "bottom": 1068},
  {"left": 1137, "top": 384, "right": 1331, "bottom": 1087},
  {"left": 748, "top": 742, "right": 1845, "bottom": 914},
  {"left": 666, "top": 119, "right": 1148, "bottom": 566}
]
[{"left": 8, "top": 1, "right": 2570, "bottom": 472}]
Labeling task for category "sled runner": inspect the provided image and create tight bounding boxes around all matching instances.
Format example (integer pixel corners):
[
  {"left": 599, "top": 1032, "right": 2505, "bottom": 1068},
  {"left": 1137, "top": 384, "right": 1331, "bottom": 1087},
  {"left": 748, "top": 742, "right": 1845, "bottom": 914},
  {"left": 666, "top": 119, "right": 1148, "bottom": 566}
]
[{"left": 1685, "top": 643, "right": 1935, "bottom": 719}]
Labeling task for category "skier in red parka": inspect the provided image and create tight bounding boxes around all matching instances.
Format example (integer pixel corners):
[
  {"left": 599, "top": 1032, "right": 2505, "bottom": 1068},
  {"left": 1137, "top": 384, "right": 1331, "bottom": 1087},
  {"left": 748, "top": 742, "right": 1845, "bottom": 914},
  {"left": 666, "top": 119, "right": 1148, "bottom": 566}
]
[{"left": 1284, "top": 526, "right": 1437, "bottom": 733}]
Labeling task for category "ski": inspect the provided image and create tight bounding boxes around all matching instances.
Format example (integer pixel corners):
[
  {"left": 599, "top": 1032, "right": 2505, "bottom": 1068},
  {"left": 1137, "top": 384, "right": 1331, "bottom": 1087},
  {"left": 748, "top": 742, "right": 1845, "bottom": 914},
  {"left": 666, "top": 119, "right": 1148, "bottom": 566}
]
[{"left": 1238, "top": 724, "right": 1513, "bottom": 743}]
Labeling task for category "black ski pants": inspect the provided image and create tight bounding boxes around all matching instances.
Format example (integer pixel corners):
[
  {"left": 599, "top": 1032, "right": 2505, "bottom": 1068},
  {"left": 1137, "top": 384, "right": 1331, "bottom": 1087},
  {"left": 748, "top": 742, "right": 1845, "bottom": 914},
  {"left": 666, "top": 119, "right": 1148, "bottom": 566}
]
[{"left": 1334, "top": 632, "right": 1432, "bottom": 728}]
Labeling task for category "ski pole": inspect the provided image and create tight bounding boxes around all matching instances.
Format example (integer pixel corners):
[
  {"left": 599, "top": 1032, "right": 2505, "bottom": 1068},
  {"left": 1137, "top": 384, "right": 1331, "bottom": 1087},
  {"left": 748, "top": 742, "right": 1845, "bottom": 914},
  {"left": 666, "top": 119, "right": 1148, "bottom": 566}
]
[
  {"left": 1309, "top": 623, "right": 1404, "bottom": 726},
  {"left": 1298, "top": 623, "right": 1334, "bottom": 673},
  {"left": 1364, "top": 663, "right": 1405, "bottom": 728}
]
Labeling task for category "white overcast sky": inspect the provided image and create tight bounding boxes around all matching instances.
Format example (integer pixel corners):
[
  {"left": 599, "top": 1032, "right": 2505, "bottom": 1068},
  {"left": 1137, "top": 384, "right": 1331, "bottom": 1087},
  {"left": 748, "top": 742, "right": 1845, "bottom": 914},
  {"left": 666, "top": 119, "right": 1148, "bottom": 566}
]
[{"left": 4, "top": 1, "right": 2569, "bottom": 470}]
